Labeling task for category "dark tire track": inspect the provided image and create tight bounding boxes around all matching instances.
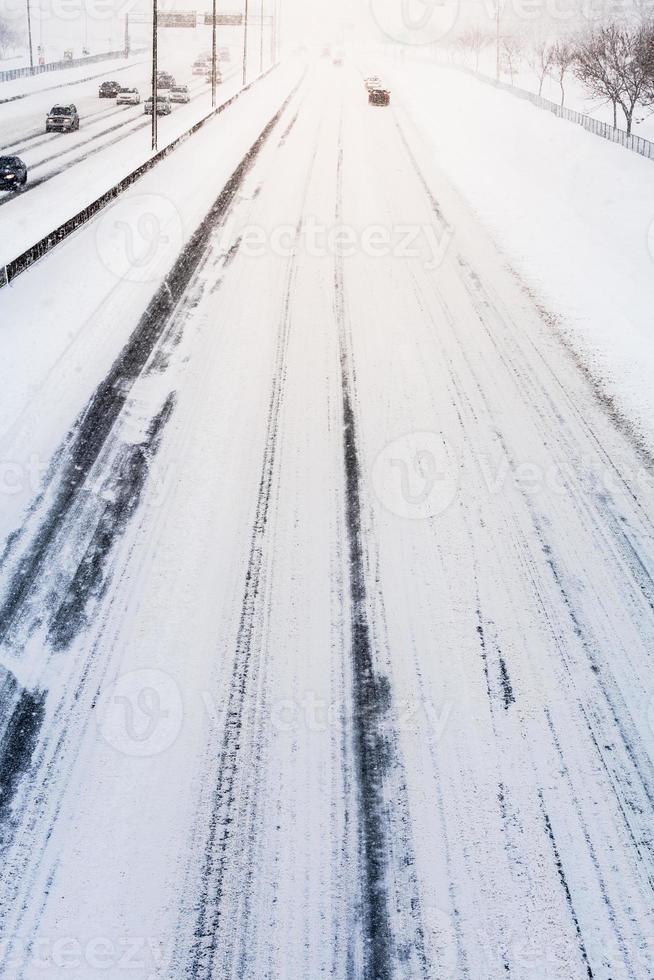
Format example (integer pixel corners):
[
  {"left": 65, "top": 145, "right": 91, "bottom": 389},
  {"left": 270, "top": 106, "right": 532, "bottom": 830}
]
[
  {"left": 183, "top": 100, "right": 321, "bottom": 980},
  {"left": 333, "top": 109, "right": 428, "bottom": 980}
]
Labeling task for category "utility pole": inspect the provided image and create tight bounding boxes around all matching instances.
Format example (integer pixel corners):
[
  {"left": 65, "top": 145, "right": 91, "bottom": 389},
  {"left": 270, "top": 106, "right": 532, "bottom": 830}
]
[
  {"left": 242, "top": 0, "right": 249, "bottom": 86},
  {"left": 25, "top": 0, "right": 34, "bottom": 71},
  {"left": 211, "top": 0, "right": 217, "bottom": 106},
  {"left": 259, "top": 0, "right": 264, "bottom": 74},
  {"left": 151, "top": 0, "right": 158, "bottom": 151},
  {"left": 495, "top": 0, "right": 500, "bottom": 81},
  {"left": 124, "top": 12, "right": 130, "bottom": 57}
]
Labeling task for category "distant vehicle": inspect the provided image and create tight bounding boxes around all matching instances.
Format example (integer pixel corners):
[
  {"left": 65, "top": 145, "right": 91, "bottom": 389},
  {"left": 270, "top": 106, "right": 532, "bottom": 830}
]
[
  {"left": 144, "top": 95, "right": 172, "bottom": 115},
  {"left": 169, "top": 85, "right": 190, "bottom": 103},
  {"left": 218, "top": 46, "right": 230, "bottom": 62},
  {"left": 0, "top": 155, "right": 27, "bottom": 190},
  {"left": 63, "top": 49, "right": 73, "bottom": 62},
  {"left": 204, "top": 67, "right": 222, "bottom": 83},
  {"left": 192, "top": 59, "right": 207, "bottom": 75},
  {"left": 364, "top": 76, "right": 382, "bottom": 91},
  {"left": 46, "top": 104, "right": 80, "bottom": 132},
  {"left": 116, "top": 86, "right": 140, "bottom": 105},
  {"left": 156, "top": 71, "right": 176, "bottom": 90},
  {"left": 99, "top": 80, "right": 121, "bottom": 98},
  {"left": 368, "top": 88, "right": 390, "bottom": 107}
]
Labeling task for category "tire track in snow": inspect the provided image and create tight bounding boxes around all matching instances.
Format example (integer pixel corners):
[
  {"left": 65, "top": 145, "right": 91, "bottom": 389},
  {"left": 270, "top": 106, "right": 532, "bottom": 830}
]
[
  {"left": 333, "top": 109, "right": 428, "bottom": 980},
  {"left": 539, "top": 790, "right": 595, "bottom": 979},
  {"left": 182, "top": 103, "right": 322, "bottom": 980},
  {"left": 0, "top": 84, "right": 306, "bottom": 931}
]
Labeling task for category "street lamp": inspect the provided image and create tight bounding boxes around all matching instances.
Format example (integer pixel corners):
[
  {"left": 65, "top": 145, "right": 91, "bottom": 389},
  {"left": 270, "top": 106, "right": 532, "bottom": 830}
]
[
  {"left": 25, "top": 0, "right": 34, "bottom": 70},
  {"left": 259, "top": 0, "right": 264, "bottom": 75},
  {"left": 151, "top": 0, "right": 158, "bottom": 151},
  {"left": 211, "top": 0, "right": 217, "bottom": 107},
  {"left": 242, "top": 0, "right": 249, "bottom": 86}
]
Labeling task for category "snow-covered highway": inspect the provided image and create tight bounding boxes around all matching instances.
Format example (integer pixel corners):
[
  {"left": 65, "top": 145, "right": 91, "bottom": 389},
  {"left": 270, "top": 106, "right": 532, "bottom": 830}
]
[{"left": 0, "top": 58, "right": 653, "bottom": 979}]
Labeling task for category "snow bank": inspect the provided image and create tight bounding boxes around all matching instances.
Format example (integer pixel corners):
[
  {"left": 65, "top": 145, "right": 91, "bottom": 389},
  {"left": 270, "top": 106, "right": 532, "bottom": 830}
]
[{"left": 390, "top": 61, "right": 654, "bottom": 452}]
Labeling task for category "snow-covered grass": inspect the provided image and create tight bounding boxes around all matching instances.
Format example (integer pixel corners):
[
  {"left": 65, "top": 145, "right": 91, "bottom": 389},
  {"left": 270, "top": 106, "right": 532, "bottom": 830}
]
[{"left": 386, "top": 59, "right": 654, "bottom": 452}]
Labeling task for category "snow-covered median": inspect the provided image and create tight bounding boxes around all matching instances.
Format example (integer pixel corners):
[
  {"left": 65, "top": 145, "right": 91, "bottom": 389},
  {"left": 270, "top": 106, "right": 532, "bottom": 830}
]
[{"left": 390, "top": 61, "right": 654, "bottom": 454}]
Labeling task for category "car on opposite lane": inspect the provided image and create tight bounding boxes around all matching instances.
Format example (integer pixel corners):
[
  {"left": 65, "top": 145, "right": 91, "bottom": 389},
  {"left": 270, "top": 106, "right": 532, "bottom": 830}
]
[
  {"left": 99, "top": 80, "right": 121, "bottom": 98},
  {"left": 46, "top": 104, "right": 80, "bottom": 132},
  {"left": 0, "top": 155, "right": 27, "bottom": 190},
  {"left": 116, "top": 87, "right": 140, "bottom": 105}
]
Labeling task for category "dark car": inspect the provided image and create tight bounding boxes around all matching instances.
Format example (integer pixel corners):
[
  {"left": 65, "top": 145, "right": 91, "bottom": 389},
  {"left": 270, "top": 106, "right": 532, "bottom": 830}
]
[
  {"left": 156, "top": 71, "right": 176, "bottom": 90},
  {"left": 368, "top": 88, "right": 390, "bottom": 107},
  {"left": 0, "top": 155, "right": 27, "bottom": 190},
  {"left": 99, "top": 80, "right": 121, "bottom": 98},
  {"left": 46, "top": 104, "right": 80, "bottom": 132}
]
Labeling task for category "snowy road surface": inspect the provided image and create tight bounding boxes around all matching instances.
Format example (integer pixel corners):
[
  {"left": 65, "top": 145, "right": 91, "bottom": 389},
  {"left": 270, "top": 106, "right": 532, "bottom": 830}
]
[{"left": 1, "top": 61, "right": 654, "bottom": 979}]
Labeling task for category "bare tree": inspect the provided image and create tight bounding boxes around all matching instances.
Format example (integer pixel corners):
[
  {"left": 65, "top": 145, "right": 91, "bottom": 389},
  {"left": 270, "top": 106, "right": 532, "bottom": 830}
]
[
  {"left": 574, "top": 24, "right": 653, "bottom": 134},
  {"left": 500, "top": 35, "right": 524, "bottom": 86},
  {"left": 458, "top": 26, "right": 493, "bottom": 72},
  {"left": 550, "top": 40, "right": 575, "bottom": 107},
  {"left": 527, "top": 39, "right": 555, "bottom": 97},
  {"left": 0, "top": 18, "right": 21, "bottom": 58},
  {"left": 573, "top": 27, "right": 622, "bottom": 126}
]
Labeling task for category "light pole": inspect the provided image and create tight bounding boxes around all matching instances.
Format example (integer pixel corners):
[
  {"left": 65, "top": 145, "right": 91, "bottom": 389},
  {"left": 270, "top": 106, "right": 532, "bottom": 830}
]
[
  {"left": 242, "top": 0, "right": 249, "bottom": 86},
  {"left": 495, "top": 0, "right": 500, "bottom": 82},
  {"left": 25, "top": 0, "right": 34, "bottom": 70},
  {"left": 151, "top": 0, "right": 158, "bottom": 151},
  {"left": 211, "top": 0, "right": 217, "bottom": 107},
  {"left": 259, "top": 0, "right": 264, "bottom": 74}
]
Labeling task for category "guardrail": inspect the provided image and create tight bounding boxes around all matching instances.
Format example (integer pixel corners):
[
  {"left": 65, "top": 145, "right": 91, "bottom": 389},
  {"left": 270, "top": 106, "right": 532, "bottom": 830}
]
[
  {"left": 0, "top": 50, "right": 129, "bottom": 83},
  {"left": 0, "top": 64, "right": 279, "bottom": 290},
  {"left": 446, "top": 61, "right": 654, "bottom": 163}
]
